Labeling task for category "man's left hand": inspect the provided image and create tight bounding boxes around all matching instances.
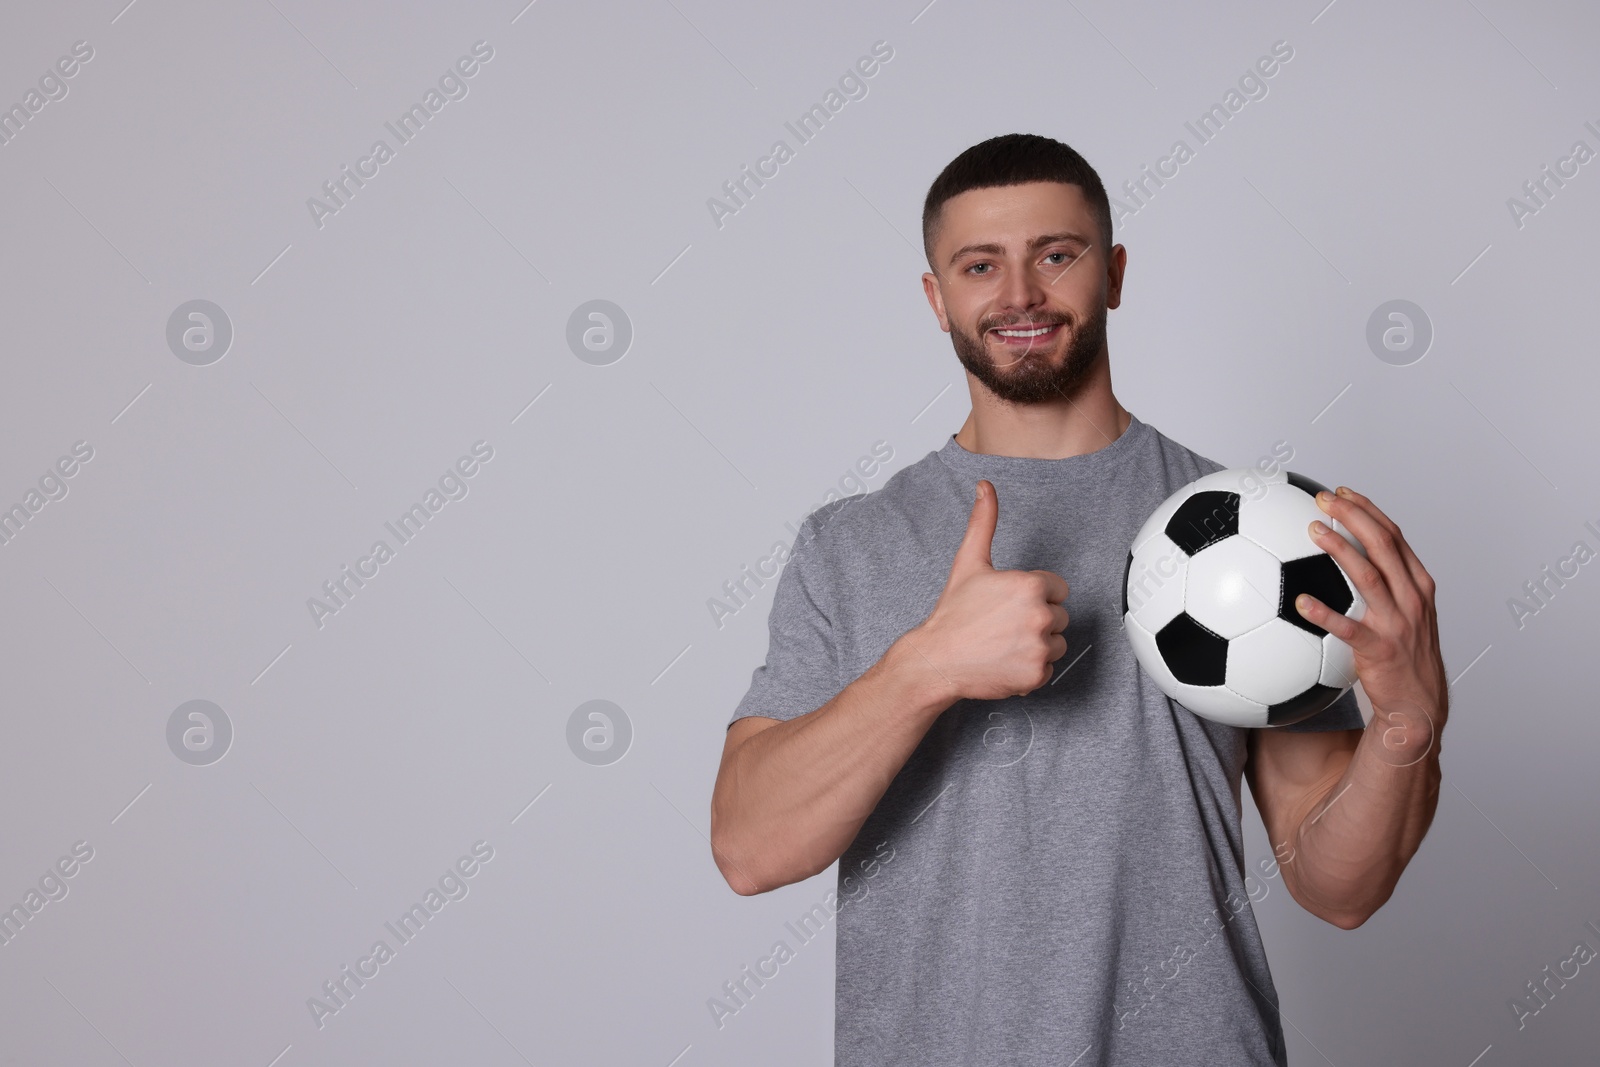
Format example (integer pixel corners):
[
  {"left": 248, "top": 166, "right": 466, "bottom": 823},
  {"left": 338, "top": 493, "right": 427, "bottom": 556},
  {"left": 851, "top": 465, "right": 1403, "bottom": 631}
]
[{"left": 1294, "top": 485, "right": 1449, "bottom": 760}]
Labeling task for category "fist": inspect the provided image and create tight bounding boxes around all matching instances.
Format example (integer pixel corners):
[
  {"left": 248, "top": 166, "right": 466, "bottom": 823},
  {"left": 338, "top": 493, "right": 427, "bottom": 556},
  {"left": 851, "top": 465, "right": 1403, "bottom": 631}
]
[{"left": 914, "top": 480, "right": 1070, "bottom": 701}]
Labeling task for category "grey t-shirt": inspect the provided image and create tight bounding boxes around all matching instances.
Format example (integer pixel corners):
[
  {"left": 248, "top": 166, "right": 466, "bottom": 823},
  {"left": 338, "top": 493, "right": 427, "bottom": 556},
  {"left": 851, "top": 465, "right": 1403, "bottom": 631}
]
[{"left": 728, "top": 412, "right": 1364, "bottom": 1066}]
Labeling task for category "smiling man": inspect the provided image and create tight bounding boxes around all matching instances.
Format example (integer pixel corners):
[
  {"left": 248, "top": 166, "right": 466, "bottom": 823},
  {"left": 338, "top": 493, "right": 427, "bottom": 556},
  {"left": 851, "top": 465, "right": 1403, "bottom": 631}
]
[{"left": 710, "top": 133, "right": 1448, "bottom": 1066}]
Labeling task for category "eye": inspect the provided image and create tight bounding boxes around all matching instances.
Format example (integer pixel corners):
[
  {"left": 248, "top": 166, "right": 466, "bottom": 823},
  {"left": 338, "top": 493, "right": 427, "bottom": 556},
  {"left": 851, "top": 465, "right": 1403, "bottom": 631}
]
[
  {"left": 966, "top": 262, "right": 992, "bottom": 275},
  {"left": 1044, "top": 251, "right": 1074, "bottom": 265}
]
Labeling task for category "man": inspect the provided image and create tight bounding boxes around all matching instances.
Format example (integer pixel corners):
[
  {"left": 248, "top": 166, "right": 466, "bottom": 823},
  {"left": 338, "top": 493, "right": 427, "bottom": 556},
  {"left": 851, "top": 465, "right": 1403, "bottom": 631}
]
[{"left": 710, "top": 133, "right": 1447, "bottom": 1066}]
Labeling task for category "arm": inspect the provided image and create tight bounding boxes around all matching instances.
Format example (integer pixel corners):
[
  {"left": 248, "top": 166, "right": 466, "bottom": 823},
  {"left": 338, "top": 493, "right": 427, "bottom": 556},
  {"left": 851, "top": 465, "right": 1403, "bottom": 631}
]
[
  {"left": 1245, "top": 483, "right": 1448, "bottom": 929},
  {"left": 710, "top": 635, "right": 957, "bottom": 896},
  {"left": 711, "top": 479, "right": 1070, "bottom": 896},
  {"left": 1245, "top": 715, "right": 1441, "bottom": 929}
]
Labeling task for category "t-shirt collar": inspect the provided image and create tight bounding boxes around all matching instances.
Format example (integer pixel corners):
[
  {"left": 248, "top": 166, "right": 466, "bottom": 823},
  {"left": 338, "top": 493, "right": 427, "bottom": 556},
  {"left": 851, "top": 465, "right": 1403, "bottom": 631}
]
[{"left": 936, "top": 412, "right": 1147, "bottom": 488}]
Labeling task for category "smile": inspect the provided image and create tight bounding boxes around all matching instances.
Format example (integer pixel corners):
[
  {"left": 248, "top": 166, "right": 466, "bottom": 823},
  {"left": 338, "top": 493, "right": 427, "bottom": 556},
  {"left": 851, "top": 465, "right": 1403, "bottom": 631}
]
[{"left": 990, "top": 322, "right": 1063, "bottom": 343}]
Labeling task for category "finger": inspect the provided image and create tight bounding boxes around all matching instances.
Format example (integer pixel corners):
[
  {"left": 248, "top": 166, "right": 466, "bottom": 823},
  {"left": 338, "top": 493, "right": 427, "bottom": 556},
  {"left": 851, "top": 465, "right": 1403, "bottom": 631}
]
[
  {"left": 1320, "top": 488, "right": 1414, "bottom": 585},
  {"left": 1031, "top": 569, "right": 1070, "bottom": 605},
  {"left": 1318, "top": 487, "right": 1428, "bottom": 618},
  {"left": 1330, "top": 486, "right": 1434, "bottom": 597},
  {"left": 1045, "top": 602, "right": 1069, "bottom": 635},
  {"left": 1292, "top": 591, "right": 1373, "bottom": 650},
  {"left": 1310, "top": 493, "right": 1400, "bottom": 617},
  {"left": 948, "top": 479, "right": 998, "bottom": 581}
]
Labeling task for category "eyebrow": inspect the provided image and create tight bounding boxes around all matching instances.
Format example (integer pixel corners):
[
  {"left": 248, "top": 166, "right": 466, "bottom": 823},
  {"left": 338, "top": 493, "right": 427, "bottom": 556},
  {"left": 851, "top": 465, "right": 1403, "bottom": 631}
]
[{"left": 946, "top": 231, "right": 1092, "bottom": 268}]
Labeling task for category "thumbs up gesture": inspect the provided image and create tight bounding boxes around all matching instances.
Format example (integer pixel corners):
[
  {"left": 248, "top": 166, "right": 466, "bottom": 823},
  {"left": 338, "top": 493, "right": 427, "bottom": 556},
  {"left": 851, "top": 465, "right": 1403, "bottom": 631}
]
[{"left": 912, "top": 480, "right": 1071, "bottom": 701}]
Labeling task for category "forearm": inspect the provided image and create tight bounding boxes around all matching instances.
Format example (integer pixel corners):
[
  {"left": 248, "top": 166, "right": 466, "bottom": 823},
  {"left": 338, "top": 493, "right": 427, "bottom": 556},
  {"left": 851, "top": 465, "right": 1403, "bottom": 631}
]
[
  {"left": 1282, "top": 704, "right": 1445, "bottom": 928},
  {"left": 711, "top": 629, "right": 956, "bottom": 895}
]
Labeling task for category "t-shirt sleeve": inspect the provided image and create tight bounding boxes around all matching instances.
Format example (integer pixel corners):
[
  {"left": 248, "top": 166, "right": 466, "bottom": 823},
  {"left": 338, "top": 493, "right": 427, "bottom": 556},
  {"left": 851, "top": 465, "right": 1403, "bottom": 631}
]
[
  {"left": 1279, "top": 686, "right": 1366, "bottom": 731},
  {"left": 1190, "top": 451, "right": 1227, "bottom": 479},
  {"left": 727, "top": 508, "right": 846, "bottom": 728}
]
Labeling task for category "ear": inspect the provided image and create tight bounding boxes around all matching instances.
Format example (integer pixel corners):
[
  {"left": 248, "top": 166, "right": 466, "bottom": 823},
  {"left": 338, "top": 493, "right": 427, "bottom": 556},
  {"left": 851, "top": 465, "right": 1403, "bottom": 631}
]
[
  {"left": 922, "top": 271, "right": 951, "bottom": 332},
  {"left": 1105, "top": 243, "right": 1128, "bottom": 311}
]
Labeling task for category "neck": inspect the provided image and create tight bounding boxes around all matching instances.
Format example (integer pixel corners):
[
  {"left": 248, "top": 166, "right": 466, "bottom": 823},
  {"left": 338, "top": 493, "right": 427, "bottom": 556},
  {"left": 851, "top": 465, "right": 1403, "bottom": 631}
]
[{"left": 952, "top": 355, "right": 1131, "bottom": 460}]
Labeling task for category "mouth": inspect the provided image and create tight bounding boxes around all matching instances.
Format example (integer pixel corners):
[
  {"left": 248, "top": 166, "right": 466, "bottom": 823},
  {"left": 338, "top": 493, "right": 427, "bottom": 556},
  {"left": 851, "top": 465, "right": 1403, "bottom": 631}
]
[{"left": 988, "top": 321, "right": 1064, "bottom": 347}]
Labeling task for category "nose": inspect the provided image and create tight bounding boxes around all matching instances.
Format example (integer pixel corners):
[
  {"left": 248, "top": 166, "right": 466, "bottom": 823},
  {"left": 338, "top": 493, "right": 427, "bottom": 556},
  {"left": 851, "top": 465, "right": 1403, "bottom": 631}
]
[{"left": 995, "top": 261, "right": 1050, "bottom": 322}]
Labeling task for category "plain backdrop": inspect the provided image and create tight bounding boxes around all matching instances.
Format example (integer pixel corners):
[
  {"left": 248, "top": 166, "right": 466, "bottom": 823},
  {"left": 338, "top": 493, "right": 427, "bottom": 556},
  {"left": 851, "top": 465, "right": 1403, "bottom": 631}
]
[{"left": 0, "top": 1, "right": 1596, "bottom": 1064}]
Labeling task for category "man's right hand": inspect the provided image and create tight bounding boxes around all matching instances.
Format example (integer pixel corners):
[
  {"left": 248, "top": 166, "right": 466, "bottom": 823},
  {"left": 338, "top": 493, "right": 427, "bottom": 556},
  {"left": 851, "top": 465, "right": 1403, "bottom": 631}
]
[
  {"left": 909, "top": 479, "right": 1070, "bottom": 701},
  {"left": 712, "top": 477, "right": 1070, "bottom": 895}
]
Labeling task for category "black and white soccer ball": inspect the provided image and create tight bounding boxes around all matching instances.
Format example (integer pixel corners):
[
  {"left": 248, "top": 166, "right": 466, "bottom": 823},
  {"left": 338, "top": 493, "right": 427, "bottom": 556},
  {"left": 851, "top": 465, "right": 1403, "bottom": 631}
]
[{"left": 1121, "top": 468, "right": 1367, "bottom": 728}]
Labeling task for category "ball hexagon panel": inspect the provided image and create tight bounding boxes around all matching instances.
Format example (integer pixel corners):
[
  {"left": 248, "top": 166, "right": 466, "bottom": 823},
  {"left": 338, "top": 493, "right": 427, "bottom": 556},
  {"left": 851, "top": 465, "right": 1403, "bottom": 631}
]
[
  {"left": 1320, "top": 631, "right": 1359, "bottom": 688},
  {"left": 1171, "top": 680, "right": 1268, "bottom": 729},
  {"left": 1238, "top": 482, "right": 1322, "bottom": 563},
  {"left": 1225, "top": 618, "right": 1326, "bottom": 706},
  {"left": 1184, "top": 536, "right": 1282, "bottom": 639},
  {"left": 1237, "top": 470, "right": 1366, "bottom": 565},
  {"left": 1127, "top": 531, "right": 1189, "bottom": 635}
]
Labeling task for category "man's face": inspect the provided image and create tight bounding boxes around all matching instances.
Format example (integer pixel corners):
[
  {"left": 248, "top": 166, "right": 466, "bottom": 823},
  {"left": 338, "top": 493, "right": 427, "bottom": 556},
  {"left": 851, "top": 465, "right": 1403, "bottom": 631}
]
[{"left": 922, "top": 181, "right": 1123, "bottom": 405}]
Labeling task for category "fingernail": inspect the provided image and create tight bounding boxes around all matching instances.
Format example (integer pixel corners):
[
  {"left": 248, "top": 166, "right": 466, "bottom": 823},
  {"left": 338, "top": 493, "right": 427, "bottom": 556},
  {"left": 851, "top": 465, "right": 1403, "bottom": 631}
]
[
  {"left": 1336, "top": 485, "right": 1352, "bottom": 497},
  {"left": 1309, "top": 520, "right": 1328, "bottom": 535},
  {"left": 1316, "top": 490, "right": 1334, "bottom": 507}
]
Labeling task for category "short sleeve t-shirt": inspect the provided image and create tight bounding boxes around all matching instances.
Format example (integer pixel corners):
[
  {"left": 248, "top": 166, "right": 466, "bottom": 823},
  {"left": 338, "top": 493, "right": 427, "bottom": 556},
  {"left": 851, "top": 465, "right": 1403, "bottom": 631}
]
[{"left": 728, "top": 412, "right": 1364, "bottom": 1067}]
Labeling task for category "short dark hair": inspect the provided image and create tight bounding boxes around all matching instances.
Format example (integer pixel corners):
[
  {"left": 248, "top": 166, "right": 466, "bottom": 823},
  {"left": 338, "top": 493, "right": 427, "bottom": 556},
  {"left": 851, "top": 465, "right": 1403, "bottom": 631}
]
[{"left": 921, "top": 133, "right": 1113, "bottom": 271}]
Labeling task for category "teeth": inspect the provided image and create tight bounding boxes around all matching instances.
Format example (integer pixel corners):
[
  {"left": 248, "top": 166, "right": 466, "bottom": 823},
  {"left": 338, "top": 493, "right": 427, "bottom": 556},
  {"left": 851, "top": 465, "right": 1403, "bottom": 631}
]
[{"left": 996, "top": 325, "right": 1055, "bottom": 337}]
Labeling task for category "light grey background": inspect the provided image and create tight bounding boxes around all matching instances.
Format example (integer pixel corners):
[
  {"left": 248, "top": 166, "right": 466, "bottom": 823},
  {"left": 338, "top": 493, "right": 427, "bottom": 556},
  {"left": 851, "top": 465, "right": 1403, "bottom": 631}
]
[{"left": 0, "top": 0, "right": 1595, "bottom": 1064}]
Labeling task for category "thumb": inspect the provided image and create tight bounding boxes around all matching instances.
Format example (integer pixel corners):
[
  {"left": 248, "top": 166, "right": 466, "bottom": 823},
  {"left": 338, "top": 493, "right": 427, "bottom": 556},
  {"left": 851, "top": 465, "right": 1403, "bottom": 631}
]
[{"left": 947, "top": 479, "right": 998, "bottom": 582}]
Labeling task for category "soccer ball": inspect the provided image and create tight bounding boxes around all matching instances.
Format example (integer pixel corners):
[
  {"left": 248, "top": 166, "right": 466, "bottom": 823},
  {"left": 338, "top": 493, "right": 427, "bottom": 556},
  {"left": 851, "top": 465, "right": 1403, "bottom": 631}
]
[{"left": 1121, "top": 468, "right": 1367, "bottom": 727}]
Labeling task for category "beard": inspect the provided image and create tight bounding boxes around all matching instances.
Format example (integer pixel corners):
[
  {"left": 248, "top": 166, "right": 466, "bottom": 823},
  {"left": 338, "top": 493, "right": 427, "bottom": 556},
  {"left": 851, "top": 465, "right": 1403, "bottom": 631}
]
[{"left": 949, "top": 301, "right": 1108, "bottom": 405}]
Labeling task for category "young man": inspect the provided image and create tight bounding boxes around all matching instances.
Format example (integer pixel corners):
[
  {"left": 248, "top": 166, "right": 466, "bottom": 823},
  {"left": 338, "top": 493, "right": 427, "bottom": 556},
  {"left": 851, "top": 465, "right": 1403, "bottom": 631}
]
[{"left": 710, "top": 133, "right": 1447, "bottom": 1066}]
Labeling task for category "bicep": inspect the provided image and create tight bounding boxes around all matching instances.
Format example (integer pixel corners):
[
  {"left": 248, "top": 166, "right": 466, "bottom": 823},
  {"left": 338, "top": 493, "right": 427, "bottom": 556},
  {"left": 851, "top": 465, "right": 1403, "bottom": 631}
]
[{"left": 1245, "top": 725, "right": 1362, "bottom": 847}]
